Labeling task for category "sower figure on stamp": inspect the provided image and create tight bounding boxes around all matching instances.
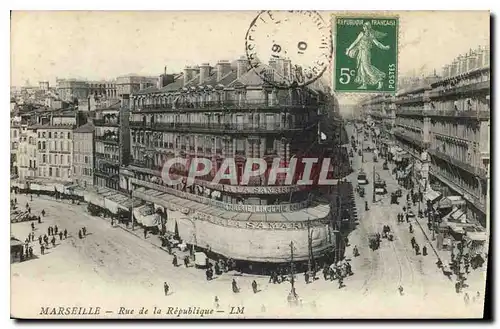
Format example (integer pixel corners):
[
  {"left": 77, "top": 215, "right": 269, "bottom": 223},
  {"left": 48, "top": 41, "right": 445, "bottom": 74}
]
[{"left": 345, "top": 21, "right": 390, "bottom": 90}]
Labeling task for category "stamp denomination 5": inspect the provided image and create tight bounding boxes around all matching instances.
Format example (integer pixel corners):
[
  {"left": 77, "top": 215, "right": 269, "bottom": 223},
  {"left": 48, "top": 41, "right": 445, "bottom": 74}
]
[{"left": 333, "top": 15, "right": 399, "bottom": 93}]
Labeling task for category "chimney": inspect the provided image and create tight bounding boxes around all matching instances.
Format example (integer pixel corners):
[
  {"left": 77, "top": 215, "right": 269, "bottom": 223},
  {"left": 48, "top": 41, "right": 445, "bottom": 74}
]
[
  {"left": 237, "top": 56, "right": 248, "bottom": 79},
  {"left": 216, "top": 60, "right": 231, "bottom": 82},
  {"left": 183, "top": 66, "right": 192, "bottom": 87},
  {"left": 283, "top": 59, "right": 292, "bottom": 80},
  {"left": 199, "top": 63, "right": 211, "bottom": 84}
]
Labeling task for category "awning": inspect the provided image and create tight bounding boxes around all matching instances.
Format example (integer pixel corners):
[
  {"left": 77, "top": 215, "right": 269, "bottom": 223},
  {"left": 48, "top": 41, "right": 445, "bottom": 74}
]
[
  {"left": 424, "top": 189, "right": 442, "bottom": 204},
  {"left": 448, "top": 222, "right": 466, "bottom": 234},
  {"left": 438, "top": 196, "right": 465, "bottom": 209},
  {"left": 450, "top": 209, "right": 466, "bottom": 222},
  {"left": 466, "top": 231, "right": 488, "bottom": 242}
]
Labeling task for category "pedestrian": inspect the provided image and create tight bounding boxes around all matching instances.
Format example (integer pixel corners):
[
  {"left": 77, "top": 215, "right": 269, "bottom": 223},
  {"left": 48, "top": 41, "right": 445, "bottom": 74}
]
[
  {"left": 365, "top": 201, "right": 369, "bottom": 211},
  {"left": 38, "top": 235, "right": 42, "bottom": 245},
  {"left": 78, "top": 230, "right": 83, "bottom": 239},
  {"left": 41, "top": 209, "right": 45, "bottom": 217},
  {"left": 464, "top": 292, "right": 470, "bottom": 305},
  {"left": 26, "top": 202, "right": 29, "bottom": 209},
  {"left": 54, "top": 225, "right": 58, "bottom": 235},
  {"left": 398, "top": 285, "right": 404, "bottom": 296},
  {"left": 38, "top": 216, "right": 41, "bottom": 224},
  {"left": 31, "top": 222, "right": 35, "bottom": 231},
  {"left": 143, "top": 228, "right": 147, "bottom": 239},
  {"left": 415, "top": 243, "right": 420, "bottom": 255},
  {"left": 252, "top": 280, "right": 258, "bottom": 294},
  {"left": 64, "top": 229, "right": 67, "bottom": 239},
  {"left": 184, "top": 256, "right": 189, "bottom": 267},
  {"left": 14, "top": 197, "right": 17, "bottom": 204},
  {"left": 30, "top": 195, "right": 33, "bottom": 202},
  {"left": 455, "top": 281, "right": 461, "bottom": 294},
  {"left": 59, "top": 231, "right": 63, "bottom": 241},
  {"left": 164, "top": 282, "right": 169, "bottom": 296},
  {"left": 406, "top": 213, "right": 409, "bottom": 223},
  {"left": 40, "top": 245, "right": 45, "bottom": 255},
  {"left": 27, "top": 207, "right": 31, "bottom": 214},
  {"left": 409, "top": 223, "right": 413, "bottom": 233},
  {"left": 215, "top": 262, "right": 221, "bottom": 275},
  {"left": 232, "top": 279, "right": 239, "bottom": 293},
  {"left": 338, "top": 276, "right": 344, "bottom": 289},
  {"left": 403, "top": 206, "right": 406, "bottom": 213},
  {"left": 29, "top": 246, "right": 33, "bottom": 258},
  {"left": 51, "top": 236, "right": 56, "bottom": 247},
  {"left": 43, "top": 234, "right": 48, "bottom": 244},
  {"left": 172, "top": 254, "right": 178, "bottom": 267},
  {"left": 422, "top": 245, "right": 428, "bottom": 256},
  {"left": 304, "top": 271, "right": 310, "bottom": 284},
  {"left": 82, "top": 227, "right": 87, "bottom": 236},
  {"left": 47, "top": 226, "right": 51, "bottom": 236}
]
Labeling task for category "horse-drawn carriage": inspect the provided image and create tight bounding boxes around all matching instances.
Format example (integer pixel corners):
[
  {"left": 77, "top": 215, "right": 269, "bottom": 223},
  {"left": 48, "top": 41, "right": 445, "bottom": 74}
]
[
  {"left": 356, "top": 185, "right": 365, "bottom": 197},
  {"left": 369, "top": 233, "right": 380, "bottom": 250},
  {"left": 374, "top": 179, "right": 387, "bottom": 195}
]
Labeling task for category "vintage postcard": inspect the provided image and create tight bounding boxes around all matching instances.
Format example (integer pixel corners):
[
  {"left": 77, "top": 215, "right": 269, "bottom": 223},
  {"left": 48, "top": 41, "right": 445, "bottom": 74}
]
[{"left": 10, "top": 10, "right": 490, "bottom": 319}]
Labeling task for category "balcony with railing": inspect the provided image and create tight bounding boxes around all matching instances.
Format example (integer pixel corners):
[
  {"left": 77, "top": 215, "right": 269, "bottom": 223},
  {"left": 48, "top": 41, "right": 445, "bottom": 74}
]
[
  {"left": 132, "top": 100, "right": 324, "bottom": 112},
  {"left": 95, "top": 152, "right": 120, "bottom": 165},
  {"left": 94, "top": 118, "right": 120, "bottom": 127},
  {"left": 95, "top": 135, "right": 119, "bottom": 145},
  {"left": 130, "top": 121, "right": 306, "bottom": 134},
  {"left": 429, "top": 80, "right": 489, "bottom": 99}
]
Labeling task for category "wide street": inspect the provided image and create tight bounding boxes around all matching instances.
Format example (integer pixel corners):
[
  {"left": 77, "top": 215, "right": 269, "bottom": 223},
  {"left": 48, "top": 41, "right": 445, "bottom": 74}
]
[{"left": 10, "top": 124, "right": 484, "bottom": 318}]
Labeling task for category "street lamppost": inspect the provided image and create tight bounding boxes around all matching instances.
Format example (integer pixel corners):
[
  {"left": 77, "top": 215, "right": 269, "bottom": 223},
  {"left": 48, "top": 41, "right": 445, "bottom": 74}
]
[{"left": 372, "top": 164, "right": 376, "bottom": 203}]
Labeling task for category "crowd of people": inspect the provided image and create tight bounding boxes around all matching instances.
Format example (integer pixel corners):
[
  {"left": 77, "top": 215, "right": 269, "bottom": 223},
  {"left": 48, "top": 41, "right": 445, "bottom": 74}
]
[{"left": 13, "top": 199, "right": 88, "bottom": 262}]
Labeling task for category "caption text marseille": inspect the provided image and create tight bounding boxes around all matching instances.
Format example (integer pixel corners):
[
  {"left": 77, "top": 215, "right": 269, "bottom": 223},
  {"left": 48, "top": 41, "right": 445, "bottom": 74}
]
[{"left": 161, "top": 157, "right": 340, "bottom": 186}]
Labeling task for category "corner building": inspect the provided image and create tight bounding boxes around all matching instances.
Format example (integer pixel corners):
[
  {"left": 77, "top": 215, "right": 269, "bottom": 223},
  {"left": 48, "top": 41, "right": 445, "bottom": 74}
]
[{"left": 123, "top": 58, "right": 339, "bottom": 267}]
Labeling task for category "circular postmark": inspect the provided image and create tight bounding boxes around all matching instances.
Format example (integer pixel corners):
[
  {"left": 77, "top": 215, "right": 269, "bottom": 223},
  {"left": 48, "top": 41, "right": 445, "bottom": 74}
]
[{"left": 245, "top": 10, "right": 332, "bottom": 89}]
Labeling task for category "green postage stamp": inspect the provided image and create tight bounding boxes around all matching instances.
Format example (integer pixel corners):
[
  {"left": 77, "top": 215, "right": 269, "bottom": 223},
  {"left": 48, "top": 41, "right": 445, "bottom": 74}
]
[{"left": 333, "top": 15, "right": 399, "bottom": 93}]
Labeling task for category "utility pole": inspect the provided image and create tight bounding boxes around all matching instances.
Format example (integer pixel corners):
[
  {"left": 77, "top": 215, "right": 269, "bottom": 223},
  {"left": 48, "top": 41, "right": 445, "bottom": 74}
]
[
  {"left": 289, "top": 241, "right": 296, "bottom": 295},
  {"left": 307, "top": 219, "right": 313, "bottom": 275},
  {"left": 129, "top": 186, "right": 135, "bottom": 230},
  {"left": 372, "top": 164, "right": 376, "bottom": 203}
]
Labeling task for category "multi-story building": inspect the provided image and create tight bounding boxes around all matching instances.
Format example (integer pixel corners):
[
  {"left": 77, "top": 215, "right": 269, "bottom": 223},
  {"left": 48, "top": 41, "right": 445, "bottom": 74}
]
[
  {"left": 88, "top": 80, "right": 117, "bottom": 99},
  {"left": 10, "top": 120, "right": 21, "bottom": 177},
  {"left": 365, "top": 45, "right": 490, "bottom": 228},
  {"left": 73, "top": 122, "right": 95, "bottom": 188},
  {"left": 426, "top": 45, "right": 490, "bottom": 227},
  {"left": 39, "top": 81, "right": 50, "bottom": 91},
  {"left": 56, "top": 79, "right": 89, "bottom": 103},
  {"left": 93, "top": 102, "right": 121, "bottom": 190},
  {"left": 122, "top": 57, "right": 337, "bottom": 266},
  {"left": 17, "top": 125, "right": 38, "bottom": 181},
  {"left": 34, "top": 114, "right": 76, "bottom": 182}
]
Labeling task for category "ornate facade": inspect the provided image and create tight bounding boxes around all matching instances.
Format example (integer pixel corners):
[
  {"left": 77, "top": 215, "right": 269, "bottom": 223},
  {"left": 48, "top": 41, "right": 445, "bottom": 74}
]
[{"left": 121, "top": 57, "right": 338, "bottom": 263}]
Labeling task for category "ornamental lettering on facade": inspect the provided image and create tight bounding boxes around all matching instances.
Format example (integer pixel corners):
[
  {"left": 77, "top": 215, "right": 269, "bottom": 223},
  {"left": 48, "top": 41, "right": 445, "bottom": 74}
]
[{"left": 191, "top": 211, "right": 327, "bottom": 231}]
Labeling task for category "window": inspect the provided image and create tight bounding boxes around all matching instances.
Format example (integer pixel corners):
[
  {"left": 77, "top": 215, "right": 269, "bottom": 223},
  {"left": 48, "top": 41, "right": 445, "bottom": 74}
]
[
  {"left": 42, "top": 154, "right": 46, "bottom": 163},
  {"left": 54, "top": 132, "right": 58, "bottom": 139},
  {"left": 56, "top": 168, "right": 60, "bottom": 177},
  {"left": 60, "top": 141, "right": 63, "bottom": 151},
  {"left": 84, "top": 156, "right": 89, "bottom": 164},
  {"left": 38, "top": 132, "right": 40, "bottom": 138},
  {"left": 42, "top": 132, "right": 46, "bottom": 138},
  {"left": 67, "top": 155, "right": 70, "bottom": 164},
  {"left": 54, "top": 141, "right": 58, "bottom": 151},
  {"left": 42, "top": 141, "right": 46, "bottom": 150},
  {"left": 38, "top": 141, "right": 41, "bottom": 150},
  {"left": 49, "top": 168, "right": 52, "bottom": 176},
  {"left": 60, "top": 155, "right": 63, "bottom": 164},
  {"left": 68, "top": 132, "right": 71, "bottom": 139}
]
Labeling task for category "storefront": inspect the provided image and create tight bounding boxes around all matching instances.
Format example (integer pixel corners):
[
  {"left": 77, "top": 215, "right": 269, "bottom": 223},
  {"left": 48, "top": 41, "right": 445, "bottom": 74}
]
[{"left": 132, "top": 186, "right": 333, "bottom": 263}]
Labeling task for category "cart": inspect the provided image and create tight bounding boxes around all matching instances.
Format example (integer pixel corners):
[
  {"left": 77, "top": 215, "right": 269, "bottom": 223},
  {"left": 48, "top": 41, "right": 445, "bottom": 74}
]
[{"left": 368, "top": 234, "right": 380, "bottom": 251}]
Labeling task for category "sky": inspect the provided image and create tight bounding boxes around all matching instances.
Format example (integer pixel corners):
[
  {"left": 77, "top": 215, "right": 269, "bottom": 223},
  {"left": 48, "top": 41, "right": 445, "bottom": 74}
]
[{"left": 11, "top": 10, "right": 489, "bottom": 106}]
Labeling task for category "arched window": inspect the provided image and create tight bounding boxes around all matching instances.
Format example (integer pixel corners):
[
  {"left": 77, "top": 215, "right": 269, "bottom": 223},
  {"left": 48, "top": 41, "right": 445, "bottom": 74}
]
[
  {"left": 54, "top": 132, "right": 58, "bottom": 139},
  {"left": 38, "top": 141, "right": 41, "bottom": 149}
]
